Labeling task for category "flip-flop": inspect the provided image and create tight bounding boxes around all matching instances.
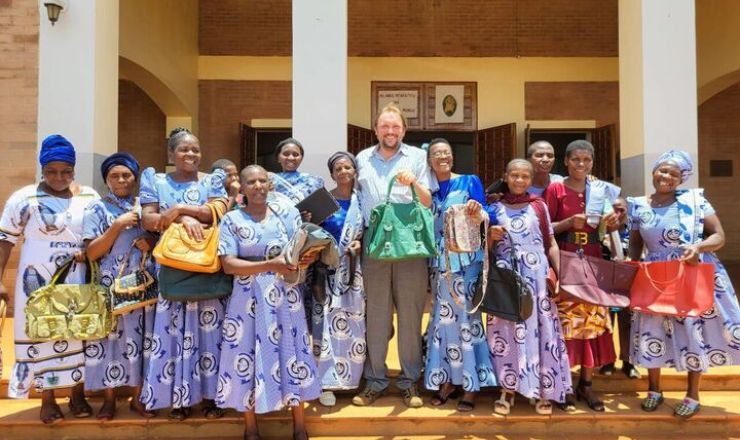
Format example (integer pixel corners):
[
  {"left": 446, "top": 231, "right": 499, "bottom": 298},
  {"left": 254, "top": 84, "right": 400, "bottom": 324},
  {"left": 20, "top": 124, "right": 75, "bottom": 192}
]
[
  {"left": 68, "top": 400, "right": 93, "bottom": 418},
  {"left": 430, "top": 387, "right": 460, "bottom": 406},
  {"left": 40, "top": 406, "right": 64, "bottom": 425},
  {"left": 129, "top": 401, "right": 157, "bottom": 418},
  {"left": 456, "top": 399, "right": 475, "bottom": 412}
]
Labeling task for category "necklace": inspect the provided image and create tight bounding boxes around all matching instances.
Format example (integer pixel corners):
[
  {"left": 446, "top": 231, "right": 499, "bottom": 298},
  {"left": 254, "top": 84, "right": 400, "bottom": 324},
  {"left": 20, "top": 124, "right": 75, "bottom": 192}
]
[{"left": 651, "top": 194, "right": 676, "bottom": 207}]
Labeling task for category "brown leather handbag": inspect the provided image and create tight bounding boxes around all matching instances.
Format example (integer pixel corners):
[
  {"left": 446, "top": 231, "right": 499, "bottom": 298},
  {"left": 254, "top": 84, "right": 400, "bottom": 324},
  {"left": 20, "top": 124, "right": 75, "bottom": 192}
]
[{"left": 558, "top": 249, "right": 637, "bottom": 308}]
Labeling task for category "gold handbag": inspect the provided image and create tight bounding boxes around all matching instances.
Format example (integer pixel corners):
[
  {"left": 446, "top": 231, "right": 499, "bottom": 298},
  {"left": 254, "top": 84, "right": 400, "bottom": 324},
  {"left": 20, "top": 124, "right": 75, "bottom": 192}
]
[
  {"left": 25, "top": 259, "right": 116, "bottom": 341},
  {"left": 153, "top": 203, "right": 222, "bottom": 273}
]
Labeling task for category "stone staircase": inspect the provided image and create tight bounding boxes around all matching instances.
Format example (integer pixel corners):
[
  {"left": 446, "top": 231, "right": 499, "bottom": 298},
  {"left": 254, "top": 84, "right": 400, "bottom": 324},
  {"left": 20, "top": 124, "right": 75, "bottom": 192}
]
[{"left": 2, "top": 315, "right": 740, "bottom": 439}]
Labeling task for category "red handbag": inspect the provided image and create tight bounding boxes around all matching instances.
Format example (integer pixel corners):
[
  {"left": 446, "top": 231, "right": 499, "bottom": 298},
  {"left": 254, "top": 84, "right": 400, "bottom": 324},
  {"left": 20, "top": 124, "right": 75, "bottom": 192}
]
[{"left": 629, "top": 260, "right": 715, "bottom": 317}]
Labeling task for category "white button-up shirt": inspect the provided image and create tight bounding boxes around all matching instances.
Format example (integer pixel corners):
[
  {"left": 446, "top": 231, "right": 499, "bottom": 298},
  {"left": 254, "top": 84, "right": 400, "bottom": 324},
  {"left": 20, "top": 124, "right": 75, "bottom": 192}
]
[{"left": 356, "top": 143, "right": 432, "bottom": 227}]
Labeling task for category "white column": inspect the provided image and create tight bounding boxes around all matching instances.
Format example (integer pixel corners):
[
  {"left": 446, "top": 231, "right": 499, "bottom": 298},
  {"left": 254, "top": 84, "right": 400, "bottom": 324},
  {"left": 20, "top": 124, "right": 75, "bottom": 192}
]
[
  {"left": 619, "top": 0, "right": 698, "bottom": 196},
  {"left": 292, "top": 0, "right": 347, "bottom": 185},
  {"left": 37, "top": 0, "right": 119, "bottom": 193}
]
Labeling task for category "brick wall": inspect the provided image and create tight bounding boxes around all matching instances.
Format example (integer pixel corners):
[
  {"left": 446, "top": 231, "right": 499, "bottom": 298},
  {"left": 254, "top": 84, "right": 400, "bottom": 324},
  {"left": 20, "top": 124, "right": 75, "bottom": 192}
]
[
  {"left": 0, "top": 0, "right": 38, "bottom": 314},
  {"left": 118, "top": 80, "right": 167, "bottom": 171},
  {"left": 698, "top": 83, "right": 740, "bottom": 263},
  {"left": 199, "top": 0, "right": 618, "bottom": 57},
  {"left": 524, "top": 81, "right": 620, "bottom": 127},
  {"left": 198, "top": 80, "right": 291, "bottom": 167}
]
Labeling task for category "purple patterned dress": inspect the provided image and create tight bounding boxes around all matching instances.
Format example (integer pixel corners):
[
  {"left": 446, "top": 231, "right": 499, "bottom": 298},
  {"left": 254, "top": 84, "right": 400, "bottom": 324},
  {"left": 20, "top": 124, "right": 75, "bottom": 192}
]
[{"left": 486, "top": 203, "right": 572, "bottom": 403}]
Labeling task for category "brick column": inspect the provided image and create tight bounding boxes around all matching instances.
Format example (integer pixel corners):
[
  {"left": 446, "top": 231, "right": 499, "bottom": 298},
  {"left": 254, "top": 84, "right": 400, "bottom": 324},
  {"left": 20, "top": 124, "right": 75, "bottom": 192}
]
[{"left": 619, "top": 0, "right": 698, "bottom": 196}]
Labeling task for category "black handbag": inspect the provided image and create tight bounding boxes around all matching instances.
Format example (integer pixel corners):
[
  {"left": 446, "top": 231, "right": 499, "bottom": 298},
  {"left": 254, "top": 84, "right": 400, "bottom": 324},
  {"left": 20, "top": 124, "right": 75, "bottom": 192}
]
[
  {"left": 159, "top": 266, "right": 233, "bottom": 302},
  {"left": 469, "top": 232, "right": 533, "bottom": 322}
]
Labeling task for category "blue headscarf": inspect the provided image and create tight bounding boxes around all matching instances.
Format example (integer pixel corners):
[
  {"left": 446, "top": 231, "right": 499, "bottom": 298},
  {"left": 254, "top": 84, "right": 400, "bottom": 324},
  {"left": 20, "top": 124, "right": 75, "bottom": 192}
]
[
  {"left": 652, "top": 149, "right": 693, "bottom": 183},
  {"left": 39, "top": 134, "right": 76, "bottom": 167},
  {"left": 101, "top": 152, "right": 140, "bottom": 180}
]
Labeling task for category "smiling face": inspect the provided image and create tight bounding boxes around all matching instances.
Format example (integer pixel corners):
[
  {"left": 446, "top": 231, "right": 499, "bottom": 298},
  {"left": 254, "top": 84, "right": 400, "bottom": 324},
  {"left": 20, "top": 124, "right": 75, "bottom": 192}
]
[
  {"left": 105, "top": 165, "right": 136, "bottom": 198},
  {"left": 652, "top": 162, "right": 683, "bottom": 194},
  {"left": 330, "top": 157, "right": 356, "bottom": 186},
  {"left": 505, "top": 163, "right": 533, "bottom": 196},
  {"left": 241, "top": 166, "right": 270, "bottom": 206},
  {"left": 428, "top": 142, "right": 454, "bottom": 176},
  {"left": 277, "top": 143, "right": 303, "bottom": 172},
  {"left": 565, "top": 148, "right": 593, "bottom": 180},
  {"left": 529, "top": 145, "right": 555, "bottom": 174},
  {"left": 170, "top": 135, "right": 201, "bottom": 173},
  {"left": 42, "top": 161, "right": 75, "bottom": 193},
  {"left": 374, "top": 111, "right": 406, "bottom": 150}
]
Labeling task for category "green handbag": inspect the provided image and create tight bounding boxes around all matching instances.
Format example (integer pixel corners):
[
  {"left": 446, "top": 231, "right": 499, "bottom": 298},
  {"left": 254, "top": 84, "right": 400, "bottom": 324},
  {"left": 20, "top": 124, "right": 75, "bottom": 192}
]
[
  {"left": 25, "top": 259, "right": 116, "bottom": 342},
  {"left": 159, "top": 266, "right": 233, "bottom": 302},
  {"left": 366, "top": 176, "right": 437, "bottom": 260}
]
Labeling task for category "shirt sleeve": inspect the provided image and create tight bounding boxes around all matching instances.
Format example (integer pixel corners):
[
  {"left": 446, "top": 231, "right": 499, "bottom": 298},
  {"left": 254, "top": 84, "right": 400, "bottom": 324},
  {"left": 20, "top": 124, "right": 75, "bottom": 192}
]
[
  {"left": 0, "top": 188, "right": 30, "bottom": 245},
  {"left": 82, "top": 200, "right": 109, "bottom": 241},
  {"left": 468, "top": 175, "right": 485, "bottom": 205},
  {"left": 218, "top": 214, "right": 239, "bottom": 257},
  {"left": 415, "top": 153, "right": 433, "bottom": 190},
  {"left": 543, "top": 184, "right": 560, "bottom": 222},
  {"left": 208, "top": 169, "right": 228, "bottom": 199},
  {"left": 138, "top": 167, "right": 159, "bottom": 205}
]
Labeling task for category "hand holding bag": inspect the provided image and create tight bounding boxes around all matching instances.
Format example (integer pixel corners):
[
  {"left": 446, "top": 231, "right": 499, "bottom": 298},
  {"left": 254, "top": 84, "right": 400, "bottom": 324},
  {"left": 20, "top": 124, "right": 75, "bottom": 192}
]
[
  {"left": 111, "top": 244, "right": 158, "bottom": 315},
  {"left": 25, "top": 259, "right": 116, "bottom": 341},
  {"left": 366, "top": 176, "right": 436, "bottom": 260},
  {"left": 153, "top": 203, "right": 222, "bottom": 273},
  {"left": 629, "top": 260, "right": 714, "bottom": 317},
  {"left": 469, "top": 232, "right": 533, "bottom": 322}
]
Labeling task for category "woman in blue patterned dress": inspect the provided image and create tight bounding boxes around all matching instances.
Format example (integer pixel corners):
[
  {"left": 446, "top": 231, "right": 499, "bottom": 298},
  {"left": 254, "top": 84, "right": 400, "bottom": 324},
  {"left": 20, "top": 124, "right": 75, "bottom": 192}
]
[
  {"left": 83, "top": 153, "right": 156, "bottom": 420},
  {"left": 0, "top": 135, "right": 98, "bottom": 424},
  {"left": 217, "top": 165, "right": 320, "bottom": 440},
  {"left": 138, "top": 128, "right": 229, "bottom": 420},
  {"left": 424, "top": 139, "right": 496, "bottom": 412},
  {"left": 628, "top": 150, "right": 740, "bottom": 419},
  {"left": 486, "top": 159, "right": 572, "bottom": 415},
  {"left": 270, "top": 138, "right": 325, "bottom": 221},
  {"left": 312, "top": 152, "right": 366, "bottom": 407}
]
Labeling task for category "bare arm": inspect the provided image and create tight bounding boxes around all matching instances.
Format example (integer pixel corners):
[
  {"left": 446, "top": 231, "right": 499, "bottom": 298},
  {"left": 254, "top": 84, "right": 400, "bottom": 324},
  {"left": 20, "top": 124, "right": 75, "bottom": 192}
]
[
  {"left": 220, "top": 255, "right": 296, "bottom": 277},
  {"left": 628, "top": 229, "right": 644, "bottom": 261},
  {"left": 681, "top": 214, "right": 725, "bottom": 264},
  {"left": 412, "top": 181, "right": 432, "bottom": 208},
  {"left": 85, "top": 211, "right": 139, "bottom": 260},
  {"left": 547, "top": 236, "right": 560, "bottom": 275}
]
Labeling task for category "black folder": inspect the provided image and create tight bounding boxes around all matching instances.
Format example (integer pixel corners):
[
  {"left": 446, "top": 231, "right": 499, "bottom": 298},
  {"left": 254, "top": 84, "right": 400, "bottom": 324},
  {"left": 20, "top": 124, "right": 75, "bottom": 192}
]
[{"left": 295, "top": 187, "right": 340, "bottom": 225}]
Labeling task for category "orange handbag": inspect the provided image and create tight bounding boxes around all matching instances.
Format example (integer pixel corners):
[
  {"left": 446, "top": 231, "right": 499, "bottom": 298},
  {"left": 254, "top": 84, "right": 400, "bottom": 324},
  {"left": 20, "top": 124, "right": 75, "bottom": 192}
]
[
  {"left": 629, "top": 260, "right": 715, "bottom": 317},
  {"left": 153, "top": 203, "right": 222, "bottom": 273}
]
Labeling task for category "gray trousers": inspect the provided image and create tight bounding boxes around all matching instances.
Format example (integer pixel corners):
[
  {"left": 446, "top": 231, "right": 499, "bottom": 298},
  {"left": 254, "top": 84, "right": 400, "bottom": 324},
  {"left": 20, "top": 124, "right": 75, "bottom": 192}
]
[{"left": 361, "top": 234, "right": 429, "bottom": 392}]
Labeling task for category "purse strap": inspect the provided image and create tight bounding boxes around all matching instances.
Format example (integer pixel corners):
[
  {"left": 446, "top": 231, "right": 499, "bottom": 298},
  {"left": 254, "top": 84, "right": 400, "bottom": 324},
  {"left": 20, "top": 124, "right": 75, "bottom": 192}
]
[
  {"left": 0, "top": 298, "right": 6, "bottom": 339},
  {"left": 385, "top": 175, "right": 419, "bottom": 204},
  {"left": 445, "top": 208, "right": 489, "bottom": 308},
  {"left": 467, "top": 230, "right": 516, "bottom": 314},
  {"left": 116, "top": 242, "right": 150, "bottom": 278},
  {"left": 641, "top": 260, "right": 686, "bottom": 292}
]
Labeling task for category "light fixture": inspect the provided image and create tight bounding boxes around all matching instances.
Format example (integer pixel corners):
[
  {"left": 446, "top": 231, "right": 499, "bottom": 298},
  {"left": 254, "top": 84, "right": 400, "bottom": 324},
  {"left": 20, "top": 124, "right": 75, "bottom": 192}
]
[{"left": 43, "top": 0, "right": 67, "bottom": 26}]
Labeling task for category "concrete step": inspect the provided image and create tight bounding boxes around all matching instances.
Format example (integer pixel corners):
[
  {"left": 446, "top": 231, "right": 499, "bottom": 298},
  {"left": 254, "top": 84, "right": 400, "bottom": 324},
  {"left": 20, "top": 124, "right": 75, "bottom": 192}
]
[{"left": 0, "top": 392, "right": 739, "bottom": 439}]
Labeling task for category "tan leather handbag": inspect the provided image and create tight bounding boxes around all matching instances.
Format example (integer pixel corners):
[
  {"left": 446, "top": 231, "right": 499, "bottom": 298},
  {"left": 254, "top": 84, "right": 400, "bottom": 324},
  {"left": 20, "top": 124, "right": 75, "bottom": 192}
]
[{"left": 153, "top": 203, "right": 222, "bottom": 273}]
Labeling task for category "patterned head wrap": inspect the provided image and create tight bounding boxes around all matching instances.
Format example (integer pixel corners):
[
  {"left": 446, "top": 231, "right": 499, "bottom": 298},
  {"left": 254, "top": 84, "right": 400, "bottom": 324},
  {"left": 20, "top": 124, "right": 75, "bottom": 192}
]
[
  {"left": 652, "top": 149, "right": 693, "bottom": 183},
  {"left": 39, "top": 134, "right": 76, "bottom": 167},
  {"left": 101, "top": 152, "right": 140, "bottom": 180},
  {"left": 327, "top": 151, "right": 357, "bottom": 173}
]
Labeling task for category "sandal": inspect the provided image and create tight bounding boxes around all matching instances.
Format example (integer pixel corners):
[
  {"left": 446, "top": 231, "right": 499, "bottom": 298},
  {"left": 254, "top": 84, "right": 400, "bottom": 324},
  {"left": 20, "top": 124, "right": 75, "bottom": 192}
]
[
  {"left": 96, "top": 402, "right": 116, "bottom": 421},
  {"left": 68, "top": 398, "right": 93, "bottom": 418},
  {"left": 535, "top": 399, "right": 552, "bottom": 415},
  {"left": 293, "top": 430, "right": 309, "bottom": 440},
  {"left": 622, "top": 362, "right": 642, "bottom": 379},
  {"left": 493, "top": 390, "right": 515, "bottom": 415},
  {"left": 168, "top": 407, "right": 191, "bottom": 421},
  {"left": 557, "top": 395, "right": 577, "bottom": 412},
  {"left": 430, "top": 385, "right": 460, "bottom": 406},
  {"left": 640, "top": 391, "right": 664, "bottom": 412},
  {"left": 674, "top": 397, "right": 701, "bottom": 419},
  {"left": 244, "top": 431, "right": 261, "bottom": 440},
  {"left": 576, "top": 380, "right": 605, "bottom": 412},
  {"left": 457, "top": 399, "right": 475, "bottom": 412},
  {"left": 129, "top": 400, "right": 157, "bottom": 418},
  {"left": 40, "top": 403, "right": 64, "bottom": 425}
]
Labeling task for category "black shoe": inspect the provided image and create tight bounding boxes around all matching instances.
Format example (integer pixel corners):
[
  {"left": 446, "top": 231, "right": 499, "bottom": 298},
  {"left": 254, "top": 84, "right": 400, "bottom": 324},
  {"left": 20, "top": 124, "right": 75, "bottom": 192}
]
[{"left": 599, "top": 363, "right": 615, "bottom": 376}]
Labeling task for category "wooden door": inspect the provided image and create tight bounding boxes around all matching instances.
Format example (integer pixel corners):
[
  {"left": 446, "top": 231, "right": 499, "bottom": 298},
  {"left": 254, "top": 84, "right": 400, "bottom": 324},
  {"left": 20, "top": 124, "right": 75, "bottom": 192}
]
[
  {"left": 475, "top": 123, "right": 516, "bottom": 188},
  {"left": 240, "top": 123, "right": 256, "bottom": 168},
  {"left": 591, "top": 124, "right": 617, "bottom": 182},
  {"left": 347, "top": 124, "right": 375, "bottom": 156}
]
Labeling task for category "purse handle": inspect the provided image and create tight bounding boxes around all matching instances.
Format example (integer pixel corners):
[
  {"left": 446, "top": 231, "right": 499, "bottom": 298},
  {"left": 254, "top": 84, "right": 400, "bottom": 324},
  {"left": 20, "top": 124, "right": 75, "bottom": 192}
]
[
  {"left": 49, "top": 258, "right": 99, "bottom": 287},
  {"left": 445, "top": 206, "right": 489, "bottom": 308},
  {"left": 641, "top": 260, "right": 686, "bottom": 293},
  {"left": 0, "top": 298, "right": 6, "bottom": 339},
  {"left": 116, "top": 242, "right": 150, "bottom": 278},
  {"left": 467, "top": 230, "right": 518, "bottom": 314},
  {"left": 385, "top": 175, "right": 419, "bottom": 204}
]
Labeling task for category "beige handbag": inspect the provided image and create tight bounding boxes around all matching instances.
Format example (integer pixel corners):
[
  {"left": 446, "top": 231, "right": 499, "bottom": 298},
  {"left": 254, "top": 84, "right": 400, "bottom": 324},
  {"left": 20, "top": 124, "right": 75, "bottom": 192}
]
[{"left": 442, "top": 204, "right": 489, "bottom": 308}]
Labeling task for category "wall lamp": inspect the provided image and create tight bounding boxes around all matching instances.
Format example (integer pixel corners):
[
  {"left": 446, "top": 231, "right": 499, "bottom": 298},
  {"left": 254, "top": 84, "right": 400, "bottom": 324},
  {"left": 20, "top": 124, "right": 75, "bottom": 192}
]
[{"left": 43, "top": 0, "right": 67, "bottom": 26}]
